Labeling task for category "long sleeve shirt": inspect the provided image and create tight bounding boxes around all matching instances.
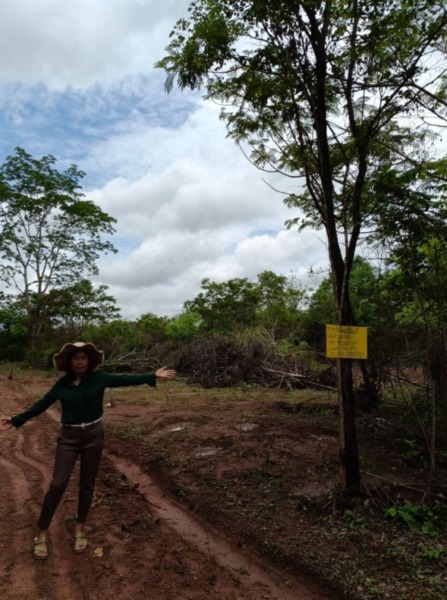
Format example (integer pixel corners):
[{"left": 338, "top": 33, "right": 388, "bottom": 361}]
[{"left": 11, "top": 371, "right": 157, "bottom": 428}]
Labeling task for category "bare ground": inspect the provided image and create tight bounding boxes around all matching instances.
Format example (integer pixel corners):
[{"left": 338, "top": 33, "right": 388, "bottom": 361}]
[{"left": 1, "top": 371, "right": 447, "bottom": 600}]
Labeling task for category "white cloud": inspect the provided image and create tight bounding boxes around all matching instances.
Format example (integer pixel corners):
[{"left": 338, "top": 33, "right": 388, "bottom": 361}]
[
  {"left": 0, "top": 0, "right": 190, "bottom": 89},
  {"left": 96, "top": 226, "right": 328, "bottom": 319},
  {"left": 234, "top": 229, "right": 328, "bottom": 280},
  {"left": 99, "top": 230, "right": 226, "bottom": 288}
]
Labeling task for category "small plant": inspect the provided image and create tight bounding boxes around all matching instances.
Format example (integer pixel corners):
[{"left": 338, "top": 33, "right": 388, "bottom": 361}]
[
  {"left": 108, "top": 423, "right": 147, "bottom": 441},
  {"left": 343, "top": 509, "right": 367, "bottom": 531},
  {"left": 418, "top": 543, "right": 446, "bottom": 561},
  {"left": 384, "top": 502, "right": 447, "bottom": 537}
]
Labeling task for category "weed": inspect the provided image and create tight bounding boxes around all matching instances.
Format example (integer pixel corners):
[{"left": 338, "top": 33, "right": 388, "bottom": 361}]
[
  {"left": 384, "top": 501, "right": 447, "bottom": 537},
  {"left": 137, "top": 511, "right": 154, "bottom": 530},
  {"left": 418, "top": 543, "right": 447, "bottom": 561},
  {"left": 384, "top": 545, "right": 408, "bottom": 562},
  {"left": 367, "top": 584, "right": 386, "bottom": 598},
  {"left": 343, "top": 509, "right": 367, "bottom": 531},
  {"left": 107, "top": 423, "right": 147, "bottom": 441}
]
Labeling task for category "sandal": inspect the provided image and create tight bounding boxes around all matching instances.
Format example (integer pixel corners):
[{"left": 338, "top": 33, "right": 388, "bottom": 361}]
[
  {"left": 33, "top": 536, "right": 48, "bottom": 560},
  {"left": 74, "top": 531, "right": 88, "bottom": 553}
]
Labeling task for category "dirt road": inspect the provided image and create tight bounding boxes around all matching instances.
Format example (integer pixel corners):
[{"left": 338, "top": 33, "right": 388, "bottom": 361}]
[{"left": 0, "top": 377, "right": 332, "bottom": 600}]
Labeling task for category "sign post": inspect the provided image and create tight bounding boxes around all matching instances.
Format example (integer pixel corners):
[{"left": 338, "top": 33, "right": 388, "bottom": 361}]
[{"left": 326, "top": 325, "right": 368, "bottom": 359}]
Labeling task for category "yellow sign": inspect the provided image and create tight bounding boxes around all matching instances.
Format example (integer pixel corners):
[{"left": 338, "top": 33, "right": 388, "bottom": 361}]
[{"left": 326, "top": 325, "right": 368, "bottom": 359}]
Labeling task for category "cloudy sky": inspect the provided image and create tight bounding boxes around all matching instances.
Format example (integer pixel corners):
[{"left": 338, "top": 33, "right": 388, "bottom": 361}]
[{"left": 0, "top": 0, "right": 329, "bottom": 319}]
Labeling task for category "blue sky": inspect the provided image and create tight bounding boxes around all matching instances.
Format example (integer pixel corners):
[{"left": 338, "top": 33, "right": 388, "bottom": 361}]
[{"left": 0, "top": 0, "right": 328, "bottom": 318}]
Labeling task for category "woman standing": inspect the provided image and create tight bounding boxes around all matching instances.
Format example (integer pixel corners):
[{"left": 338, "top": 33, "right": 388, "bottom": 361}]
[{"left": 0, "top": 341, "right": 176, "bottom": 560}]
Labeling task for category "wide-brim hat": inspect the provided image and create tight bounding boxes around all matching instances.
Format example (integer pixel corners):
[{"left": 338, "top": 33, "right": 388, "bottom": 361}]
[{"left": 53, "top": 342, "right": 104, "bottom": 371}]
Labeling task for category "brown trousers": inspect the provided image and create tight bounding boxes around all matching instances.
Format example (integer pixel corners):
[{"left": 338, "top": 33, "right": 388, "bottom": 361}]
[{"left": 37, "top": 421, "right": 104, "bottom": 530}]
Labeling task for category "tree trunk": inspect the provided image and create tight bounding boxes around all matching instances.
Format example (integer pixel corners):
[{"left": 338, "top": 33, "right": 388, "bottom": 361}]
[
  {"left": 331, "top": 256, "right": 361, "bottom": 494},
  {"left": 337, "top": 357, "right": 360, "bottom": 493}
]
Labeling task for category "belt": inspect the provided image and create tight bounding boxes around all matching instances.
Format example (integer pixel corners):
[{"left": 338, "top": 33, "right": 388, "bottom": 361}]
[{"left": 63, "top": 417, "right": 102, "bottom": 429}]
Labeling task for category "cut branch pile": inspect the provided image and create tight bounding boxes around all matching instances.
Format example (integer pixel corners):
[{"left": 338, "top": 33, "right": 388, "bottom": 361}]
[{"left": 175, "top": 333, "right": 330, "bottom": 389}]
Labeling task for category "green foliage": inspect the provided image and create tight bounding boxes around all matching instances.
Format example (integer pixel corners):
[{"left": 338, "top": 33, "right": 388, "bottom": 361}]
[
  {"left": 165, "top": 311, "right": 202, "bottom": 341},
  {"left": 86, "top": 319, "right": 141, "bottom": 359},
  {"left": 418, "top": 543, "right": 447, "bottom": 561},
  {"left": 135, "top": 313, "right": 169, "bottom": 339},
  {"left": 184, "top": 270, "right": 304, "bottom": 337},
  {"left": 45, "top": 280, "right": 120, "bottom": 330},
  {"left": 343, "top": 509, "right": 367, "bottom": 531},
  {"left": 303, "top": 257, "right": 382, "bottom": 351},
  {"left": 158, "top": 0, "right": 447, "bottom": 335},
  {"left": 184, "top": 276, "right": 261, "bottom": 331},
  {"left": 83, "top": 313, "right": 176, "bottom": 371},
  {"left": 384, "top": 502, "right": 447, "bottom": 537}
]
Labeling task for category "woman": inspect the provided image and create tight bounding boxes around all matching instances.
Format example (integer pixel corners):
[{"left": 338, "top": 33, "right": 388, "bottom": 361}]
[{"left": 0, "top": 341, "right": 176, "bottom": 560}]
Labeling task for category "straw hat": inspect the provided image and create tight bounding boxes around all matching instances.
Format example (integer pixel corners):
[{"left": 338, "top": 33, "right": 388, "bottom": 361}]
[{"left": 53, "top": 342, "right": 104, "bottom": 371}]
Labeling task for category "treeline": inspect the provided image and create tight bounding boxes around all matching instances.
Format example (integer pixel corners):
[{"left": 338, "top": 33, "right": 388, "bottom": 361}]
[{"left": 2, "top": 257, "right": 443, "bottom": 409}]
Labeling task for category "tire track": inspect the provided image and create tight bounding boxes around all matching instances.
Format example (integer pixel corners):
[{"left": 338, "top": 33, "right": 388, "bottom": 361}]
[
  {"left": 0, "top": 450, "right": 39, "bottom": 599},
  {"left": 106, "top": 451, "right": 328, "bottom": 600},
  {"left": 0, "top": 387, "right": 86, "bottom": 600},
  {"left": 13, "top": 422, "right": 81, "bottom": 600}
]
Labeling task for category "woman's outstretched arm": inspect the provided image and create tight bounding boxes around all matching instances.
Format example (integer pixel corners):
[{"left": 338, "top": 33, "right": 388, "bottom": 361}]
[{"left": 155, "top": 366, "right": 177, "bottom": 380}]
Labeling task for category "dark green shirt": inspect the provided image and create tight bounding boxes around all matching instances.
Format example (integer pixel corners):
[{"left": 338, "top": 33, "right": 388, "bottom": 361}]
[{"left": 11, "top": 371, "right": 156, "bottom": 428}]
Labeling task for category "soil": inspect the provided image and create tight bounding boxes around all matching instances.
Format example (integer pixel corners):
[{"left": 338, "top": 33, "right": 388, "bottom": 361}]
[{"left": 1, "top": 371, "right": 447, "bottom": 600}]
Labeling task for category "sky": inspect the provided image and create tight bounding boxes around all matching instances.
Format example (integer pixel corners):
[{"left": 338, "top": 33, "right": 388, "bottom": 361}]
[{"left": 0, "top": 0, "right": 329, "bottom": 319}]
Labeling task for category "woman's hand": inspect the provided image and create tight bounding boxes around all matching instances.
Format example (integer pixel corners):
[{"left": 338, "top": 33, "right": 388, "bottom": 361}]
[
  {"left": 0, "top": 417, "right": 13, "bottom": 432},
  {"left": 155, "top": 366, "right": 177, "bottom": 380}
]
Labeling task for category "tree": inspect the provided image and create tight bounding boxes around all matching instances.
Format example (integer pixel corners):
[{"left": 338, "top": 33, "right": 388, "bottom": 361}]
[
  {"left": 372, "top": 185, "right": 447, "bottom": 502},
  {"left": 157, "top": 0, "right": 447, "bottom": 492},
  {"left": 165, "top": 311, "right": 202, "bottom": 341},
  {"left": 185, "top": 276, "right": 261, "bottom": 331},
  {"left": 255, "top": 270, "right": 304, "bottom": 337},
  {"left": 46, "top": 280, "right": 120, "bottom": 335},
  {"left": 184, "top": 270, "right": 303, "bottom": 335},
  {"left": 303, "top": 258, "right": 380, "bottom": 353},
  {"left": 305, "top": 257, "right": 382, "bottom": 406},
  {"left": 0, "top": 279, "right": 120, "bottom": 357},
  {"left": 0, "top": 148, "right": 117, "bottom": 352}
]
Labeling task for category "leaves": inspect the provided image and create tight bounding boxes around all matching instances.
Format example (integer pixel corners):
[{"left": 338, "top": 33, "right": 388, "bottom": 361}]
[{"left": 184, "top": 270, "right": 304, "bottom": 334}]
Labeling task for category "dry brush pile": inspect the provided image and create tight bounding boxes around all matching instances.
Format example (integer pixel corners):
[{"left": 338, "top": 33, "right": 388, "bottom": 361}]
[{"left": 174, "top": 332, "right": 331, "bottom": 389}]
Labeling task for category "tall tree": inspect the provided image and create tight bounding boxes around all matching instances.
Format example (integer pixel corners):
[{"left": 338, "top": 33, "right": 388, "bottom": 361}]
[
  {"left": 255, "top": 270, "right": 304, "bottom": 336},
  {"left": 372, "top": 177, "right": 447, "bottom": 501},
  {"left": 184, "top": 270, "right": 303, "bottom": 335},
  {"left": 46, "top": 280, "right": 120, "bottom": 334},
  {"left": 185, "top": 276, "right": 261, "bottom": 331},
  {"left": 0, "top": 147, "right": 117, "bottom": 351},
  {"left": 157, "top": 0, "right": 447, "bottom": 492}
]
